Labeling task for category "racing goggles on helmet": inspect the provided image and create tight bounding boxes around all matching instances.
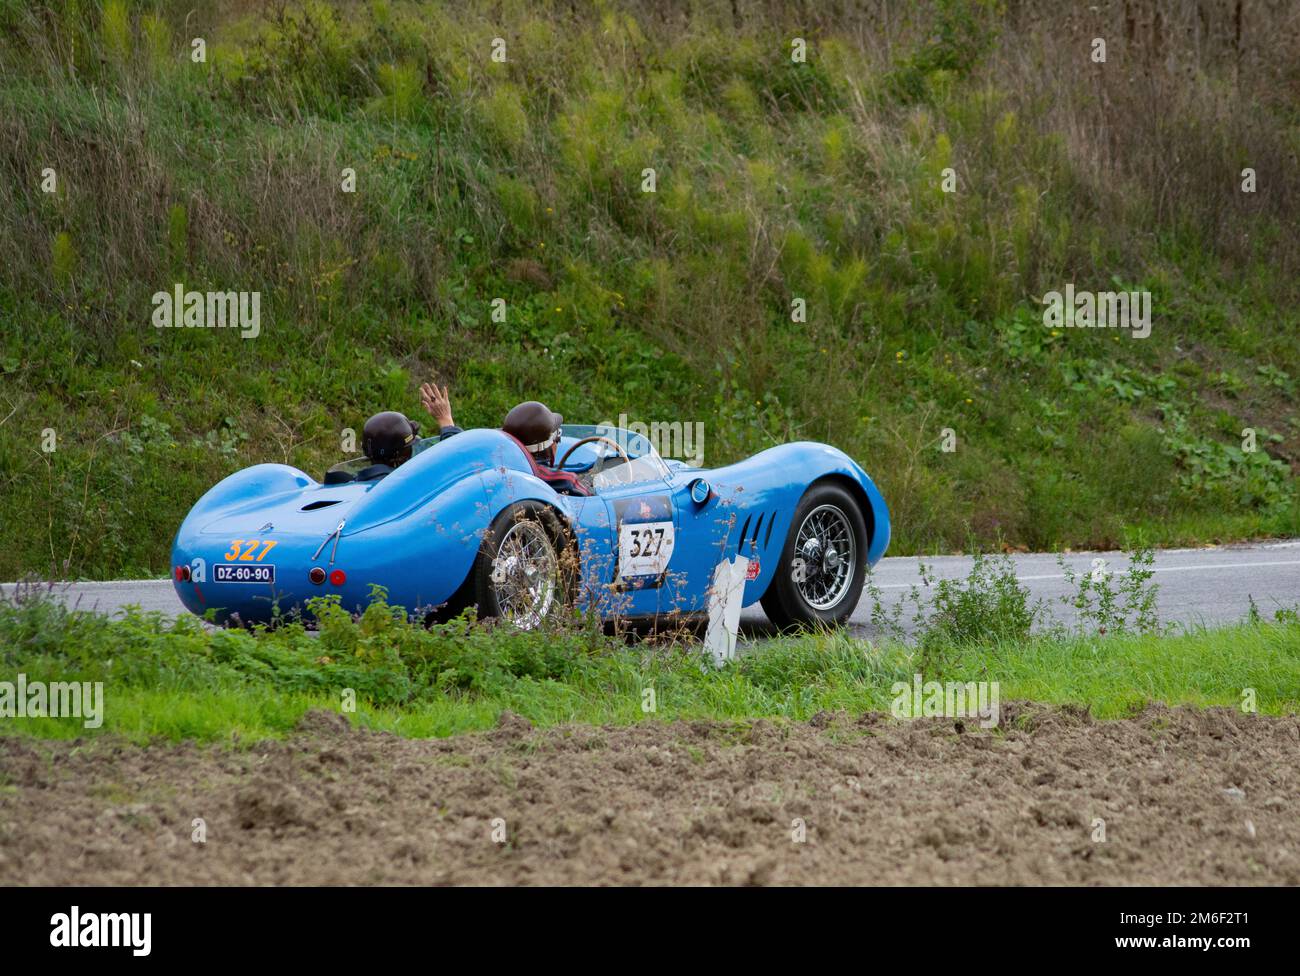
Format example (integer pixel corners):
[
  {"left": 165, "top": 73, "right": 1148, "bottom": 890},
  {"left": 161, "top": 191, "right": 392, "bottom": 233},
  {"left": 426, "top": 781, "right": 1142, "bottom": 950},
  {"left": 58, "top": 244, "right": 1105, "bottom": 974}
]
[{"left": 523, "top": 428, "right": 561, "bottom": 454}]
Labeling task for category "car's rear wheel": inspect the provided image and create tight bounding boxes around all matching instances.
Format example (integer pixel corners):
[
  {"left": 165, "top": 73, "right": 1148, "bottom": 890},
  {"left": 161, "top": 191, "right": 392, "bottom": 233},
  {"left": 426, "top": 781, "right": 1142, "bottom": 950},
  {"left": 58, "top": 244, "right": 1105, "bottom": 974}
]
[
  {"left": 473, "top": 504, "right": 571, "bottom": 630},
  {"left": 759, "top": 482, "right": 868, "bottom": 630}
]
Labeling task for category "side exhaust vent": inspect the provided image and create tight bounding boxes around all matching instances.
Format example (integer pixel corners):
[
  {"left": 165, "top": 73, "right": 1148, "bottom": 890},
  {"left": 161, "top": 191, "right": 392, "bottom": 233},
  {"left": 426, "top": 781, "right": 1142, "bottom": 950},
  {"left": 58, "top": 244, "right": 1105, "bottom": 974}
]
[{"left": 736, "top": 510, "right": 779, "bottom": 554}]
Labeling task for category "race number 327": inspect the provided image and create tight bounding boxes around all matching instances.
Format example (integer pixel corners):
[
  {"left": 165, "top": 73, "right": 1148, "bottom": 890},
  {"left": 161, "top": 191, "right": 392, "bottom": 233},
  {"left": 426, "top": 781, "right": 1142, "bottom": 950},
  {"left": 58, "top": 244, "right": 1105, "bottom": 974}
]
[
  {"left": 618, "top": 520, "right": 674, "bottom": 578},
  {"left": 222, "top": 539, "right": 277, "bottom": 562}
]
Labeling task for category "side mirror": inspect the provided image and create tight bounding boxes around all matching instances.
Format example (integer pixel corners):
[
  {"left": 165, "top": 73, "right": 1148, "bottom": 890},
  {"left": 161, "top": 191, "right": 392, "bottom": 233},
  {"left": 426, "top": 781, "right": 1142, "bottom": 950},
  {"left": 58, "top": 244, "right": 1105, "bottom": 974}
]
[{"left": 689, "top": 478, "right": 712, "bottom": 505}]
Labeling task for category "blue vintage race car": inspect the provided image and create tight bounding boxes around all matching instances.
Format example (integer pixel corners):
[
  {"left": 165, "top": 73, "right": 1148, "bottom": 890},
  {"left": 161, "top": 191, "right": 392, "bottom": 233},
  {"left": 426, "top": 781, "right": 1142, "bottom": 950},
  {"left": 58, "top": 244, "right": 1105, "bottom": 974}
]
[{"left": 170, "top": 423, "right": 890, "bottom": 630}]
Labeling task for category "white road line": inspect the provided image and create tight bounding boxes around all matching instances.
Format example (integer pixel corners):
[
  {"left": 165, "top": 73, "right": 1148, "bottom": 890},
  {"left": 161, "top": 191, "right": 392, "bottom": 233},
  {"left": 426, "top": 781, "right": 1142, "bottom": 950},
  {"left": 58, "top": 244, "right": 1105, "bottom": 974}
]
[{"left": 867, "top": 559, "right": 1300, "bottom": 589}]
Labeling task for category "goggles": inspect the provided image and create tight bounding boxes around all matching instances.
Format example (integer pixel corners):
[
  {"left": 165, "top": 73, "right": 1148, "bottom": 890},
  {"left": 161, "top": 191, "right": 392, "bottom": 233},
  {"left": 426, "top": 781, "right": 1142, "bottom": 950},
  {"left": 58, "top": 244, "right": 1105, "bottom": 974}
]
[{"left": 523, "top": 428, "right": 561, "bottom": 454}]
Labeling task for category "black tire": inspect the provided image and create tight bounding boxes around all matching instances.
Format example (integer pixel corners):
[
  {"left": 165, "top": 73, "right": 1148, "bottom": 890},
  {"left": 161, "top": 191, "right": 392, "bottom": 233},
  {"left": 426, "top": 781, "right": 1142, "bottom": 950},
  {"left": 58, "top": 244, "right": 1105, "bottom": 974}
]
[
  {"left": 759, "top": 482, "right": 868, "bottom": 630},
  {"left": 471, "top": 503, "right": 574, "bottom": 629}
]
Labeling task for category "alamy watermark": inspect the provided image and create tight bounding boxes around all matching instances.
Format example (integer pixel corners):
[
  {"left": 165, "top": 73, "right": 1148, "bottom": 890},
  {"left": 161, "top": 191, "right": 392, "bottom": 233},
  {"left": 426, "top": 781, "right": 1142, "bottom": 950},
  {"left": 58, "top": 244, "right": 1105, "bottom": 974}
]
[
  {"left": 152, "top": 283, "right": 261, "bottom": 339},
  {"left": 598, "top": 413, "right": 705, "bottom": 466},
  {"left": 0, "top": 674, "right": 103, "bottom": 728},
  {"left": 50, "top": 907, "right": 150, "bottom": 956},
  {"left": 1042, "top": 284, "right": 1151, "bottom": 339},
  {"left": 890, "top": 674, "right": 1000, "bottom": 729}
]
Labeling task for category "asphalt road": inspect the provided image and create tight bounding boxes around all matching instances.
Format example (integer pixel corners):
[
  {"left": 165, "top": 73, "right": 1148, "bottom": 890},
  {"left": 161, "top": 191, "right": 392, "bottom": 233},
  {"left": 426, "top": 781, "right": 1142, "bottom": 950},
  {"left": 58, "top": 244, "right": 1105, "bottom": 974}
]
[
  {"left": 5, "top": 539, "right": 1298, "bottom": 640},
  {"left": 750, "top": 538, "right": 1300, "bottom": 640}
]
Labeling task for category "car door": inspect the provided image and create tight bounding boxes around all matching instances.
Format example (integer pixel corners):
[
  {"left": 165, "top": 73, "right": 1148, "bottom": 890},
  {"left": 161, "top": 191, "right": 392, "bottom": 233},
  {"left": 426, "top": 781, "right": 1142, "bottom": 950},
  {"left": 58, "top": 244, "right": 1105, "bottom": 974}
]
[
  {"left": 601, "top": 467, "right": 750, "bottom": 620},
  {"left": 595, "top": 477, "right": 683, "bottom": 620}
]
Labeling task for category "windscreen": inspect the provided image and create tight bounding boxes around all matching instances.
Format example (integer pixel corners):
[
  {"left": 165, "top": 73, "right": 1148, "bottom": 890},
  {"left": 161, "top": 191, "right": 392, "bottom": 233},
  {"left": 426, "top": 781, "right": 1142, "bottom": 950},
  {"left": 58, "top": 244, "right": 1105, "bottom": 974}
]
[{"left": 557, "top": 424, "right": 670, "bottom": 489}]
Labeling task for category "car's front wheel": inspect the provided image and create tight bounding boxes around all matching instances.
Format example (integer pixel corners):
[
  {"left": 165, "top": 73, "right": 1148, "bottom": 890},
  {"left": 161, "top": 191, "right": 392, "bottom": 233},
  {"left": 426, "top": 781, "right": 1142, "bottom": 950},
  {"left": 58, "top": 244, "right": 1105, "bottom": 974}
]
[
  {"left": 759, "top": 482, "right": 868, "bottom": 630},
  {"left": 473, "top": 504, "right": 570, "bottom": 630}
]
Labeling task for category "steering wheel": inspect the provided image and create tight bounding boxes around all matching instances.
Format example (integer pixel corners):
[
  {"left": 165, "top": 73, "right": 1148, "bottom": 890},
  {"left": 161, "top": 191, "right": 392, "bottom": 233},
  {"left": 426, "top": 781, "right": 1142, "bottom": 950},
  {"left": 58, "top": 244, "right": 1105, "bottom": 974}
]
[{"left": 555, "top": 436, "right": 631, "bottom": 483}]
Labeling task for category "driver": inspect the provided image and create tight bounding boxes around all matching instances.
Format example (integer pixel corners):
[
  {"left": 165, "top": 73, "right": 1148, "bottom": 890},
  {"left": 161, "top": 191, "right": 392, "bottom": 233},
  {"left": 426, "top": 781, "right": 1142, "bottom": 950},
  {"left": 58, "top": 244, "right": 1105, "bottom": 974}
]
[
  {"left": 419, "top": 384, "right": 589, "bottom": 496},
  {"left": 501, "top": 400, "right": 564, "bottom": 465}
]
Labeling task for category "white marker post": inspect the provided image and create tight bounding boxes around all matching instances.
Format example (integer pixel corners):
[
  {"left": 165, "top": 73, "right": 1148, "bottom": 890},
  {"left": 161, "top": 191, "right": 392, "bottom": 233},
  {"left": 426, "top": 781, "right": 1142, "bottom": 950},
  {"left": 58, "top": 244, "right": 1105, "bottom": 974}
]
[{"left": 704, "top": 555, "right": 749, "bottom": 666}]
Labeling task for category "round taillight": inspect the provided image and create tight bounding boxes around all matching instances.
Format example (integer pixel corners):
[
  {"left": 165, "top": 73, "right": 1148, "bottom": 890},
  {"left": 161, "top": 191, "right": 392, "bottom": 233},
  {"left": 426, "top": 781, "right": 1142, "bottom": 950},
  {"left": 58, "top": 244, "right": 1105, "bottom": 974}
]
[
  {"left": 174, "top": 565, "right": 183, "bottom": 581},
  {"left": 181, "top": 565, "right": 192, "bottom": 582},
  {"left": 309, "top": 567, "right": 326, "bottom": 585},
  {"left": 329, "top": 569, "right": 346, "bottom": 586}
]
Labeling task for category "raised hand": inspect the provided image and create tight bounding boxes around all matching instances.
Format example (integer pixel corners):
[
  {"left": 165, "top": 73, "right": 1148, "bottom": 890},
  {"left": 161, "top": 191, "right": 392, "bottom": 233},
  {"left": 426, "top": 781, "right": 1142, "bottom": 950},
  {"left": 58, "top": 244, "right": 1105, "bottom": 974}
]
[{"left": 420, "top": 381, "right": 454, "bottom": 428}]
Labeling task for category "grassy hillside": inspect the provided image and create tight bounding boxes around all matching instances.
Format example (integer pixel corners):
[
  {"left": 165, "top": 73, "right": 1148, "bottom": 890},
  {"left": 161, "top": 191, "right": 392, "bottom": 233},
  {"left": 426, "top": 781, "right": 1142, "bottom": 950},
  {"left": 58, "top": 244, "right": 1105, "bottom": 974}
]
[{"left": 0, "top": 0, "right": 1297, "bottom": 580}]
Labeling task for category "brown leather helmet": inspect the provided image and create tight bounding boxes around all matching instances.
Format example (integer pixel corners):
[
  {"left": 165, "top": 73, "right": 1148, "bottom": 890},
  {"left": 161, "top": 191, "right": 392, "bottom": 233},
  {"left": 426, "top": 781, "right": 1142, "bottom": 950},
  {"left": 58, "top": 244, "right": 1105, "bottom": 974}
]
[
  {"left": 362, "top": 411, "right": 420, "bottom": 466},
  {"left": 503, "top": 400, "right": 563, "bottom": 462}
]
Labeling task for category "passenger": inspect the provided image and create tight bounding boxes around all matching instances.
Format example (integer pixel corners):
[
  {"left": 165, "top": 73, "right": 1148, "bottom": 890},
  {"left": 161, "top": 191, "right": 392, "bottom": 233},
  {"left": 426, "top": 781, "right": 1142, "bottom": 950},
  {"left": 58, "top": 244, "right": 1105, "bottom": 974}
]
[{"left": 355, "top": 410, "right": 421, "bottom": 480}]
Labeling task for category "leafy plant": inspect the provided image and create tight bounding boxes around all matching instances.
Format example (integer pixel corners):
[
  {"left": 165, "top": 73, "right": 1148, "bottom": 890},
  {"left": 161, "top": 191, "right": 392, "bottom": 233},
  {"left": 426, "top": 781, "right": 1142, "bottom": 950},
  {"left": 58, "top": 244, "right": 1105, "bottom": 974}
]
[
  {"left": 918, "top": 550, "right": 1040, "bottom": 649},
  {"left": 1056, "top": 548, "right": 1160, "bottom": 636}
]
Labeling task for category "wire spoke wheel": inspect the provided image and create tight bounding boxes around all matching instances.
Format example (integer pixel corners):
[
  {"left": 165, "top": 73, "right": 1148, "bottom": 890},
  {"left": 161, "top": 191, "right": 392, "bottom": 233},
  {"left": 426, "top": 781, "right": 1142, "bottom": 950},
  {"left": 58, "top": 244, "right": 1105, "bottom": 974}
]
[
  {"left": 761, "top": 484, "right": 868, "bottom": 629},
  {"left": 790, "top": 503, "right": 856, "bottom": 611},
  {"left": 489, "top": 520, "right": 559, "bottom": 630}
]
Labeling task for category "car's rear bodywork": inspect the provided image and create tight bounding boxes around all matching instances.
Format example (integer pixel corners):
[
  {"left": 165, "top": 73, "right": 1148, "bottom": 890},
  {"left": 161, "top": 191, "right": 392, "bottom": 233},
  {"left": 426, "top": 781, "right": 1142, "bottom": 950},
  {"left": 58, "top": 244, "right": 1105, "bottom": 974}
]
[{"left": 170, "top": 425, "right": 890, "bottom": 625}]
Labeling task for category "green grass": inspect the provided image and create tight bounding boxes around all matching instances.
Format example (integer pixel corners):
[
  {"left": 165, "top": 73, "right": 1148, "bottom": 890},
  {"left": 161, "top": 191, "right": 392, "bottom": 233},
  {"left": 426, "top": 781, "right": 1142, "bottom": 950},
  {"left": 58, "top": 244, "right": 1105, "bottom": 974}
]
[
  {"left": 932, "top": 624, "right": 1300, "bottom": 718},
  {"left": 0, "top": 0, "right": 1296, "bottom": 580},
  {"left": 2, "top": 586, "right": 1296, "bottom": 744}
]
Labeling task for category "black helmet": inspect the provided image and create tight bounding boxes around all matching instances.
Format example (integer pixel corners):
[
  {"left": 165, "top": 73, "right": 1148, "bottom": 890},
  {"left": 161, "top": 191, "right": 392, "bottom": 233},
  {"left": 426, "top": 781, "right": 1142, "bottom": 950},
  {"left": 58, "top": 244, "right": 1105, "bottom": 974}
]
[
  {"left": 362, "top": 411, "right": 420, "bottom": 465},
  {"left": 503, "top": 400, "right": 563, "bottom": 460}
]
